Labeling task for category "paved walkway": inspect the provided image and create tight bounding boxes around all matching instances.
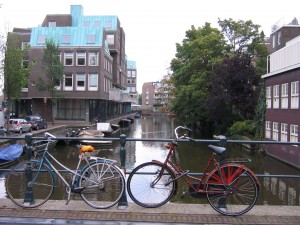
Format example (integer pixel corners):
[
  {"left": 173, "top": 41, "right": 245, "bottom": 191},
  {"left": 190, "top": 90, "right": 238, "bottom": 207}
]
[{"left": 0, "top": 199, "right": 299, "bottom": 224}]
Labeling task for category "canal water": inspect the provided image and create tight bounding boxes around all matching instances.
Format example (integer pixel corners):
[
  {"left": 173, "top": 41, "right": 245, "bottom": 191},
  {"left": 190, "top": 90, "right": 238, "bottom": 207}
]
[{"left": 0, "top": 115, "right": 299, "bottom": 206}]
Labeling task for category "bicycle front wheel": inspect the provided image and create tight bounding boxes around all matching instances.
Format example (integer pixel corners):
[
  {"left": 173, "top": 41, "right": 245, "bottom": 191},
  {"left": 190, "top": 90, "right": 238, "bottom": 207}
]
[
  {"left": 6, "top": 160, "right": 55, "bottom": 208},
  {"left": 206, "top": 164, "right": 259, "bottom": 216},
  {"left": 127, "top": 162, "right": 176, "bottom": 208},
  {"left": 79, "top": 161, "right": 125, "bottom": 209}
]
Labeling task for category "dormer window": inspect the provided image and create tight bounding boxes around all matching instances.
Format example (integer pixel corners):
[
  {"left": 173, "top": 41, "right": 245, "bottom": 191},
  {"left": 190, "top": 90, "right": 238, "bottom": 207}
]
[
  {"left": 37, "top": 35, "right": 46, "bottom": 44},
  {"left": 48, "top": 21, "right": 56, "bottom": 27},
  {"left": 87, "top": 35, "right": 95, "bottom": 44},
  {"left": 83, "top": 21, "right": 90, "bottom": 27},
  {"left": 62, "top": 35, "right": 71, "bottom": 44}
]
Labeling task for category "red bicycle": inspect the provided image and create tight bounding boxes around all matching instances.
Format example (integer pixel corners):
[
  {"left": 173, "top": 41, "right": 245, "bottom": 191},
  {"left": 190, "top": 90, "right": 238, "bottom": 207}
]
[{"left": 127, "top": 126, "right": 260, "bottom": 216}]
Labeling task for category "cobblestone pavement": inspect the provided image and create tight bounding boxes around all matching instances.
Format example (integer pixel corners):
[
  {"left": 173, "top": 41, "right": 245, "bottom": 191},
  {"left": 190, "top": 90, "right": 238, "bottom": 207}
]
[{"left": 0, "top": 199, "right": 299, "bottom": 224}]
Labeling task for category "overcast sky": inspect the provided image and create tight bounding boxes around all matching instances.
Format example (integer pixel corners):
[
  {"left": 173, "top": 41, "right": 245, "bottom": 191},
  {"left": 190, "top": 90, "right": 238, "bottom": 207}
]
[{"left": 0, "top": 0, "right": 299, "bottom": 92}]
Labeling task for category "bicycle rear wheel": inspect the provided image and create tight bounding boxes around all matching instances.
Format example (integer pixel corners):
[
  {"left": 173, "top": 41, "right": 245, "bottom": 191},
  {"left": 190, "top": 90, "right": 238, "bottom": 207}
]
[
  {"left": 206, "top": 164, "right": 259, "bottom": 216},
  {"left": 6, "top": 160, "right": 55, "bottom": 208},
  {"left": 127, "top": 162, "right": 176, "bottom": 208},
  {"left": 79, "top": 161, "right": 125, "bottom": 209}
]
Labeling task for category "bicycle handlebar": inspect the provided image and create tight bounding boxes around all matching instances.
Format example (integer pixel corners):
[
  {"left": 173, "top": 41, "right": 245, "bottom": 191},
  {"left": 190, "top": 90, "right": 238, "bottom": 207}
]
[{"left": 174, "top": 126, "right": 193, "bottom": 140}]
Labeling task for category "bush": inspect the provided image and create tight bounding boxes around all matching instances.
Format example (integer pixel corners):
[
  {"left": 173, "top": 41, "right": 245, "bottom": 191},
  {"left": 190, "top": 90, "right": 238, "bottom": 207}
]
[{"left": 227, "top": 120, "right": 255, "bottom": 139}]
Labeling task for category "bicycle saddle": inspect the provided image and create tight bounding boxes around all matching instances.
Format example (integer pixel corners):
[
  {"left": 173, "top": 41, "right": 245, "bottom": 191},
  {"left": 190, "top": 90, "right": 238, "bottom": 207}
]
[{"left": 208, "top": 145, "right": 226, "bottom": 154}]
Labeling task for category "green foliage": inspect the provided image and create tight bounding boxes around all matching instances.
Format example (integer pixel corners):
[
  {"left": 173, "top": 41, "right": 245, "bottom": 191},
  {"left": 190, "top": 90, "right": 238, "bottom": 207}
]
[
  {"left": 36, "top": 39, "right": 64, "bottom": 99},
  {"left": 170, "top": 23, "right": 230, "bottom": 136},
  {"left": 254, "top": 85, "right": 266, "bottom": 140},
  {"left": 169, "top": 19, "right": 267, "bottom": 137},
  {"left": 227, "top": 120, "right": 256, "bottom": 139},
  {"left": 3, "top": 33, "right": 29, "bottom": 100}
]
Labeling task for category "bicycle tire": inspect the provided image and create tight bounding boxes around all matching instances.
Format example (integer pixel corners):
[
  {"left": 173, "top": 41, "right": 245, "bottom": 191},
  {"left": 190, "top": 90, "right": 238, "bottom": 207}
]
[
  {"left": 127, "top": 162, "right": 176, "bottom": 208},
  {"left": 206, "top": 164, "right": 259, "bottom": 216},
  {"left": 78, "top": 161, "right": 125, "bottom": 209},
  {"left": 6, "top": 160, "right": 55, "bottom": 208}
]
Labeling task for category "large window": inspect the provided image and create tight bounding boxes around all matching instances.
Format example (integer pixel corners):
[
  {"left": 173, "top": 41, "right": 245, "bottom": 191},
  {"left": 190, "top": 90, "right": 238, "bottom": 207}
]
[
  {"left": 106, "top": 34, "right": 114, "bottom": 45},
  {"left": 62, "top": 35, "right": 71, "bottom": 44},
  {"left": 76, "top": 74, "right": 86, "bottom": 91},
  {"left": 273, "top": 85, "right": 279, "bottom": 108},
  {"left": 89, "top": 52, "right": 98, "bottom": 66},
  {"left": 290, "top": 124, "right": 298, "bottom": 143},
  {"left": 281, "top": 123, "right": 288, "bottom": 142},
  {"left": 281, "top": 83, "right": 288, "bottom": 109},
  {"left": 64, "top": 53, "right": 73, "bottom": 66},
  {"left": 37, "top": 35, "right": 46, "bottom": 44},
  {"left": 87, "top": 35, "right": 95, "bottom": 44},
  {"left": 88, "top": 74, "right": 98, "bottom": 91},
  {"left": 291, "top": 81, "right": 299, "bottom": 109},
  {"left": 265, "top": 121, "right": 271, "bottom": 138},
  {"left": 266, "top": 86, "right": 271, "bottom": 108},
  {"left": 272, "top": 122, "right": 279, "bottom": 141},
  {"left": 64, "top": 74, "right": 73, "bottom": 91},
  {"left": 76, "top": 52, "right": 86, "bottom": 66}
]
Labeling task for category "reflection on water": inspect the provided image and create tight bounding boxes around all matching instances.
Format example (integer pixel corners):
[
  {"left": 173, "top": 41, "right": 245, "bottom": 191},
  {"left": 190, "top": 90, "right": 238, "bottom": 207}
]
[{"left": 0, "top": 115, "right": 299, "bottom": 206}]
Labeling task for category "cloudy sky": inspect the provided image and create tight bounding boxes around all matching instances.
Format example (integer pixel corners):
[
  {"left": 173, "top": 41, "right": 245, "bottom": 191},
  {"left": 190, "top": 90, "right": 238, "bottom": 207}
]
[{"left": 0, "top": 0, "right": 299, "bottom": 92}]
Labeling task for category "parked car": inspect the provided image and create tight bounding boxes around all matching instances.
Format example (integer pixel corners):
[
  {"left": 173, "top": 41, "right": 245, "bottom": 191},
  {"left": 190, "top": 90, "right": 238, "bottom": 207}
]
[
  {"left": 25, "top": 115, "right": 47, "bottom": 130},
  {"left": 9, "top": 119, "right": 32, "bottom": 134},
  {"left": 0, "top": 125, "right": 7, "bottom": 136}
]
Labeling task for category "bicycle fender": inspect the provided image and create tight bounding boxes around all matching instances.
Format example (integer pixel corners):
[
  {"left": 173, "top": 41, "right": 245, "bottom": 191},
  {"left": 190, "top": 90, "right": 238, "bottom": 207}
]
[
  {"left": 206, "top": 163, "right": 261, "bottom": 190},
  {"left": 151, "top": 160, "right": 178, "bottom": 195}
]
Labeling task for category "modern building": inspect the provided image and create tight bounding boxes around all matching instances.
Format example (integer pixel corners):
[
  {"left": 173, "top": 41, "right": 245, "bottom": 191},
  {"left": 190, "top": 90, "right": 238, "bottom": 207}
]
[
  {"left": 7, "top": 5, "right": 131, "bottom": 123},
  {"left": 126, "top": 60, "right": 138, "bottom": 104},
  {"left": 142, "top": 81, "right": 173, "bottom": 112},
  {"left": 262, "top": 17, "right": 300, "bottom": 168}
]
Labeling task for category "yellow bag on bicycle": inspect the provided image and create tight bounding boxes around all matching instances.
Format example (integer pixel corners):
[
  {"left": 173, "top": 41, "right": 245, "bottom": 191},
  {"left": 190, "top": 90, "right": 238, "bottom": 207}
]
[{"left": 80, "top": 145, "right": 94, "bottom": 154}]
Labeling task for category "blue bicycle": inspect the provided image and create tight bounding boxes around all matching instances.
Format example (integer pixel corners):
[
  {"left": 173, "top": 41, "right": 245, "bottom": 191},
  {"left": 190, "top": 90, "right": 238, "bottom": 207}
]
[{"left": 6, "top": 132, "right": 125, "bottom": 209}]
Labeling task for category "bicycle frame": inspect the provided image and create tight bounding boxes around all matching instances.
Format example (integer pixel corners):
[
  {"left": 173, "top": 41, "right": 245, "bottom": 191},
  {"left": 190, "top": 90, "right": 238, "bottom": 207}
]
[{"left": 153, "top": 141, "right": 227, "bottom": 194}]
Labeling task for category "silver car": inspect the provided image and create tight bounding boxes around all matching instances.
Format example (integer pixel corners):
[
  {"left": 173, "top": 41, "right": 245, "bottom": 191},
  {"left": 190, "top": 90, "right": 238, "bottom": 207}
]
[{"left": 9, "top": 119, "right": 32, "bottom": 134}]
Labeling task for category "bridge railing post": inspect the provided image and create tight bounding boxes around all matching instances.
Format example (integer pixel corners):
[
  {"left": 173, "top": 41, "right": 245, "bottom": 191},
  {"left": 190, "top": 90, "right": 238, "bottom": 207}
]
[
  {"left": 118, "top": 134, "right": 128, "bottom": 209},
  {"left": 23, "top": 134, "right": 34, "bottom": 205}
]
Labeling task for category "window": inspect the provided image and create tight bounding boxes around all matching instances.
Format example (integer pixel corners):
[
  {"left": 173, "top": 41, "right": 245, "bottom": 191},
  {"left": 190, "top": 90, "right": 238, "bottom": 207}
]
[
  {"left": 265, "top": 121, "right": 271, "bottom": 139},
  {"left": 291, "top": 81, "right": 299, "bottom": 109},
  {"left": 281, "top": 123, "right": 288, "bottom": 142},
  {"left": 76, "top": 74, "right": 85, "bottom": 91},
  {"left": 48, "top": 21, "right": 56, "bottom": 27},
  {"left": 37, "top": 35, "right": 46, "bottom": 44},
  {"left": 281, "top": 83, "right": 288, "bottom": 109},
  {"left": 127, "top": 71, "right": 131, "bottom": 76},
  {"left": 64, "top": 53, "right": 73, "bottom": 66},
  {"left": 76, "top": 52, "right": 86, "bottom": 66},
  {"left": 273, "top": 85, "right": 279, "bottom": 108},
  {"left": 21, "top": 42, "right": 30, "bottom": 50},
  {"left": 83, "top": 21, "right": 90, "bottom": 27},
  {"left": 64, "top": 74, "right": 73, "bottom": 91},
  {"left": 290, "top": 124, "right": 298, "bottom": 143},
  {"left": 127, "top": 79, "right": 131, "bottom": 84},
  {"left": 88, "top": 74, "right": 98, "bottom": 91},
  {"left": 272, "top": 35, "right": 276, "bottom": 48},
  {"left": 266, "top": 86, "right": 271, "bottom": 108},
  {"left": 106, "top": 34, "right": 114, "bottom": 45},
  {"left": 277, "top": 31, "right": 281, "bottom": 45},
  {"left": 105, "top": 21, "right": 112, "bottom": 29},
  {"left": 132, "top": 71, "right": 136, "bottom": 77},
  {"left": 272, "top": 122, "right": 279, "bottom": 141},
  {"left": 87, "top": 35, "right": 95, "bottom": 44},
  {"left": 89, "top": 52, "right": 98, "bottom": 66},
  {"left": 62, "top": 35, "right": 71, "bottom": 44},
  {"left": 94, "top": 21, "right": 100, "bottom": 27}
]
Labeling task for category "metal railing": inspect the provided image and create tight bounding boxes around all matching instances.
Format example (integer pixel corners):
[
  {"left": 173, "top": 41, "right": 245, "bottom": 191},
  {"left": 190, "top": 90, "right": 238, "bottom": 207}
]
[{"left": 1, "top": 134, "right": 300, "bottom": 208}]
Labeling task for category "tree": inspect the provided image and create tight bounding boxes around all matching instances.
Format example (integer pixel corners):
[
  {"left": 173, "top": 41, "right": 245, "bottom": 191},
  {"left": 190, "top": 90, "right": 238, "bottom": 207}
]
[
  {"left": 3, "top": 33, "right": 30, "bottom": 124},
  {"left": 170, "top": 23, "right": 230, "bottom": 137},
  {"left": 36, "top": 39, "right": 64, "bottom": 125},
  {"left": 206, "top": 54, "right": 259, "bottom": 134}
]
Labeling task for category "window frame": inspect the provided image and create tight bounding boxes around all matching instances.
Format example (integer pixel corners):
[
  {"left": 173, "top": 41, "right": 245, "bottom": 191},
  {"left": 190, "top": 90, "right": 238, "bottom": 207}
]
[
  {"left": 88, "top": 52, "right": 98, "bottom": 66},
  {"left": 64, "top": 52, "right": 73, "bottom": 66},
  {"left": 76, "top": 52, "right": 86, "bottom": 66},
  {"left": 76, "top": 74, "right": 86, "bottom": 91},
  {"left": 88, "top": 74, "right": 98, "bottom": 91},
  {"left": 64, "top": 73, "right": 73, "bottom": 91}
]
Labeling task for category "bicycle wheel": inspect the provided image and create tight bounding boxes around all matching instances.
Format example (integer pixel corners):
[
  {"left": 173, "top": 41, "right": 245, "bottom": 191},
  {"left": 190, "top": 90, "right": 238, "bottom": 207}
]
[
  {"left": 206, "top": 164, "right": 259, "bottom": 216},
  {"left": 6, "top": 160, "right": 55, "bottom": 208},
  {"left": 78, "top": 161, "right": 125, "bottom": 209},
  {"left": 127, "top": 162, "right": 176, "bottom": 208}
]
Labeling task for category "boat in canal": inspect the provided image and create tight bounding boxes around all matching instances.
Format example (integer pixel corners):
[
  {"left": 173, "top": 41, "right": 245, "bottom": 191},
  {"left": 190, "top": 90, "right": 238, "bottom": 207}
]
[
  {"left": 77, "top": 129, "right": 112, "bottom": 146},
  {"left": 0, "top": 143, "right": 23, "bottom": 168}
]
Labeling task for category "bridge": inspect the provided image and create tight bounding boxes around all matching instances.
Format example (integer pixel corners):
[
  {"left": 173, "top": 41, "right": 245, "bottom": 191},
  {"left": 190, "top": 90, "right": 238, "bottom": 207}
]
[{"left": 0, "top": 124, "right": 299, "bottom": 224}]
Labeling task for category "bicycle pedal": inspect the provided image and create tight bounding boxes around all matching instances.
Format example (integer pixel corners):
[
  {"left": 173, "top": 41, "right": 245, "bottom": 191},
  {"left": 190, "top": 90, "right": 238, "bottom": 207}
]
[{"left": 71, "top": 187, "right": 84, "bottom": 193}]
